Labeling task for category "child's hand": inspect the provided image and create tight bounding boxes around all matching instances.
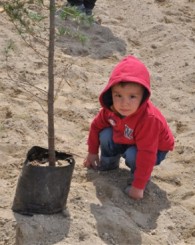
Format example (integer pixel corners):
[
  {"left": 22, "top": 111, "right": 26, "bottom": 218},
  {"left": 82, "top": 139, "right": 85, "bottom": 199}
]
[
  {"left": 83, "top": 153, "right": 100, "bottom": 170},
  {"left": 127, "top": 186, "right": 144, "bottom": 200}
]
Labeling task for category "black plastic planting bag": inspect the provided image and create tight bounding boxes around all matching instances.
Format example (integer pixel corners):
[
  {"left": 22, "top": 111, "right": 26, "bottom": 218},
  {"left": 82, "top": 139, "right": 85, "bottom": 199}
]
[{"left": 12, "top": 146, "right": 75, "bottom": 215}]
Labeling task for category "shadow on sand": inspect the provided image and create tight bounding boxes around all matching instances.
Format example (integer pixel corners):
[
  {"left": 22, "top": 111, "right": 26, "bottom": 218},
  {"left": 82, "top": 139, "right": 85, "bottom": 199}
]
[
  {"left": 86, "top": 167, "right": 171, "bottom": 244},
  {"left": 55, "top": 13, "right": 127, "bottom": 59}
]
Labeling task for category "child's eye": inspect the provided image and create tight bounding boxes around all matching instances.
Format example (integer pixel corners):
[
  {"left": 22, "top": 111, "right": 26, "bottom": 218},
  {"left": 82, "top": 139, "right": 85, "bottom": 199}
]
[
  {"left": 130, "top": 95, "right": 136, "bottom": 99},
  {"left": 114, "top": 94, "right": 121, "bottom": 98}
]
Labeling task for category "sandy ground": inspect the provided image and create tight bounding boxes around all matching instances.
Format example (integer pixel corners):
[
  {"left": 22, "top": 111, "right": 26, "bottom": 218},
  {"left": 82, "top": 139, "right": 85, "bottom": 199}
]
[{"left": 0, "top": 0, "right": 195, "bottom": 244}]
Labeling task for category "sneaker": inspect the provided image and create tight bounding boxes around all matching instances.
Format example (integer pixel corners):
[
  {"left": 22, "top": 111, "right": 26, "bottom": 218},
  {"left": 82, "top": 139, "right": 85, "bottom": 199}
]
[
  {"left": 97, "top": 164, "right": 119, "bottom": 171},
  {"left": 124, "top": 185, "right": 131, "bottom": 196},
  {"left": 97, "top": 161, "right": 119, "bottom": 171},
  {"left": 75, "top": 4, "right": 86, "bottom": 13}
]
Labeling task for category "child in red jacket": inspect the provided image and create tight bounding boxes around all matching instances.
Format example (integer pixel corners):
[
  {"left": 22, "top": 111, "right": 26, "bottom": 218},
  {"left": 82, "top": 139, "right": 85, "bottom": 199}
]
[{"left": 83, "top": 55, "right": 174, "bottom": 200}]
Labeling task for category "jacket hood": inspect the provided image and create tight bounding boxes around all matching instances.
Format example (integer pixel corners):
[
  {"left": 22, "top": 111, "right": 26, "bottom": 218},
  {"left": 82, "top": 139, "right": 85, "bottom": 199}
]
[{"left": 99, "top": 55, "right": 151, "bottom": 109}]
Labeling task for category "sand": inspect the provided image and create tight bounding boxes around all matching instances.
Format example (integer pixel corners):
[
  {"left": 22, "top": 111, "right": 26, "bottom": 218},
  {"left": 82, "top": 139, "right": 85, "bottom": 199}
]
[{"left": 0, "top": 0, "right": 195, "bottom": 244}]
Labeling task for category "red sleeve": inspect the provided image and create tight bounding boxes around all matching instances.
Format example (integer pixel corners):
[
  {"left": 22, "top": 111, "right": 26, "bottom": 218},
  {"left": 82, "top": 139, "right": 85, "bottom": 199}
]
[
  {"left": 87, "top": 109, "right": 110, "bottom": 154},
  {"left": 132, "top": 116, "right": 161, "bottom": 189}
]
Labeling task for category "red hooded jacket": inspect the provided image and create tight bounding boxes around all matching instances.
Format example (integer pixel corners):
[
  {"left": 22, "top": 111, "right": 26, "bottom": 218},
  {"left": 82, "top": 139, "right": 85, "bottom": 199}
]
[{"left": 87, "top": 56, "right": 174, "bottom": 189}]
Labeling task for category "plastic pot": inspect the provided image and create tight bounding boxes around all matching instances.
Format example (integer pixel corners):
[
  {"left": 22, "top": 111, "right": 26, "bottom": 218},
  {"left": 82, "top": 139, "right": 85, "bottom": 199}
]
[{"left": 12, "top": 146, "right": 75, "bottom": 215}]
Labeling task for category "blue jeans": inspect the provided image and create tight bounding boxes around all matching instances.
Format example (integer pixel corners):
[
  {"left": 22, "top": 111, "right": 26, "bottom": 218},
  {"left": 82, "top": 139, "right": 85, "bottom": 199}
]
[{"left": 99, "top": 128, "right": 168, "bottom": 172}]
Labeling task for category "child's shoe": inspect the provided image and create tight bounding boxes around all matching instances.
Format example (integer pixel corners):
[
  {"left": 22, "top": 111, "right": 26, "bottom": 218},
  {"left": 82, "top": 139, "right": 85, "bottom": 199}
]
[
  {"left": 124, "top": 185, "right": 131, "bottom": 196},
  {"left": 75, "top": 4, "right": 86, "bottom": 13},
  {"left": 97, "top": 160, "right": 119, "bottom": 171}
]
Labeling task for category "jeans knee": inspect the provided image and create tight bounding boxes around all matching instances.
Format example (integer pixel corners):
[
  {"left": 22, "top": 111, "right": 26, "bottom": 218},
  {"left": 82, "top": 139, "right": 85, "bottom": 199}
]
[
  {"left": 99, "top": 128, "right": 112, "bottom": 145},
  {"left": 156, "top": 151, "right": 168, "bottom": 165},
  {"left": 123, "top": 146, "right": 137, "bottom": 171}
]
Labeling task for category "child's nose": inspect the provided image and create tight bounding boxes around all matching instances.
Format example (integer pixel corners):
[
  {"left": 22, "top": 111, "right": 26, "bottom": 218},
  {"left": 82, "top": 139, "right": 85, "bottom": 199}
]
[{"left": 121, "top": 97, "right": 129, "bottom": 105}]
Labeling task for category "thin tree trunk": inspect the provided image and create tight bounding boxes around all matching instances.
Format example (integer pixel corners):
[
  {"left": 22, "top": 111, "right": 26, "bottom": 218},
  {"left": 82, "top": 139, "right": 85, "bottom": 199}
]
[{"left": 48, "top": 0, "right": 55, "bottom": 166}]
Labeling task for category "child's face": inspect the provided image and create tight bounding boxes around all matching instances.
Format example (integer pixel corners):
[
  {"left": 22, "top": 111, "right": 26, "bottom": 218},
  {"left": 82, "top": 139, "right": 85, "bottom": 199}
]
[{"left": 111, "top": 83, "right": 144, "bottom": 117}]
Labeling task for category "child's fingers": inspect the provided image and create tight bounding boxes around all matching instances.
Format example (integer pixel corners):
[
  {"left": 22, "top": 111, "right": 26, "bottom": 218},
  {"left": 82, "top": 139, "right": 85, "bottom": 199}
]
[{"left": 83, "top": 159, "right": 90, "bottom": 168}]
